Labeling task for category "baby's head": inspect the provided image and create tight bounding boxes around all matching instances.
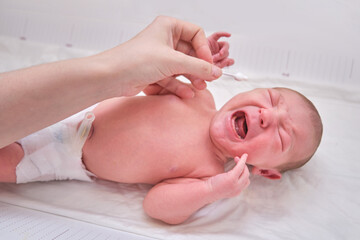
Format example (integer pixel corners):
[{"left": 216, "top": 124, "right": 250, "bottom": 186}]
[{"left": 210, "top": 87, "right": 322, "bottom": 179}]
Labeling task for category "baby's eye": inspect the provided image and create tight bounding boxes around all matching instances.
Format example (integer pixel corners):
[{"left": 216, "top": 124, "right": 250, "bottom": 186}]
[{"left": 278, "top": 128, "right": 284, "bottom": 151}]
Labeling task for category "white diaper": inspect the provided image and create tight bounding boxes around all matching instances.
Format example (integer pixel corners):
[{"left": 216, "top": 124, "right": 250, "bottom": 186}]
[{"left": 16, "top": 106, "right": 97, "bottom": 184}]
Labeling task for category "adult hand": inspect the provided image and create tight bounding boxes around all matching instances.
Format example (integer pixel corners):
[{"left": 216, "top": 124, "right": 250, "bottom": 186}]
[
  {"left": 182, "top": 31, "right": 235, "bottom": 90},
  {"left": 143, "top": 31, "right": 235, "bottom": 96},
  {"left": 93, "top": 16, "right": 223, "bottom": 98}
]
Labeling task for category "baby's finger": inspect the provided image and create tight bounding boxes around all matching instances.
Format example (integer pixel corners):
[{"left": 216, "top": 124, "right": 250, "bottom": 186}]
[
  {"left": 215, "top": 58, "right": 235, "bottom": 68},
  {"left": 183, "top": 74, "right": 208, "bottom": 89},
  {"left": 232, "top": 154, "right": 248, "bottom": 176},
  {"left": 241, "top": 164, "right": 250, "bottom": 180},
  {"left": 143, "top": 84, "right": 163, "bottom": 95},
  {"left": 209, "top": 32, "right": 231, "bottom": 42},
  {"left": 213, "top": 42, "right": 230, "bottom": 62},
  {"left": 236, "top": 163, "right": 250, "bottom": 188},
  {"left": 218, "top": 41, "right": 230, "bottom": 51},
  {"left": 234, "top": 154, "right": 248, "bottom": 163},
  {"left": 239, "top": 172, "right": 251, "bottom": 189}
]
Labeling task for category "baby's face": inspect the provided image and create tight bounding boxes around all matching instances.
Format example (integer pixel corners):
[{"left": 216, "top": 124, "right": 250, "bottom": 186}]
[{"left": 210, "top": 88, "right": 315, "bottom": 170}]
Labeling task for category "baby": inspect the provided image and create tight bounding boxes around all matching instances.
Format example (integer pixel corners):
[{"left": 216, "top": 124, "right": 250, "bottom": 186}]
[
  {"left": 0, "top": 34, "right": 323, "bottom": 225},
  {"left": 0, "top": 85, "right": 323, "bottom": 224}
]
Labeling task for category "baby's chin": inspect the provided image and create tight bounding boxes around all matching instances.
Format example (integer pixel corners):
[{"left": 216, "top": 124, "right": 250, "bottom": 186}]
[
  {"left": 208, "top": 132, "right": 230, "bottom": 161},
  {"left": 209, "top": 129, "right": 243, "bottom": 159}
]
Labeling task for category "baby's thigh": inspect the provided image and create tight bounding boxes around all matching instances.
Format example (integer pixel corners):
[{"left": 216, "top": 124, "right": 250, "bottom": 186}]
[{"left": 0, "top": 142, "right": 24, "bottom": 182}]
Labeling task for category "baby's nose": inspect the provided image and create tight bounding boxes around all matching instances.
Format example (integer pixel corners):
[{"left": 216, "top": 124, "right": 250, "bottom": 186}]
[{"left": 259, "top": 108, "right": 274, "bottom": 128}]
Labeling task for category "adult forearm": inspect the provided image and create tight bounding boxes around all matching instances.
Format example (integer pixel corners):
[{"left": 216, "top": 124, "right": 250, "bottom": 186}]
[
  {"left": 0, "top": 16, "right": 223, "bottom": 147},
  {"left": 0, "top": 56, "right": 112, "bottom": 147}
]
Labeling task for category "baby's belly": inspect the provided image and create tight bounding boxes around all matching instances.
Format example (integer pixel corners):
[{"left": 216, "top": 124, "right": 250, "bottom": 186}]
[
  {"left": 83, "top": 150, "right": 202, "bottom": 184},
  {"left": 82, "top": 132, "right": 221, "bottom": 184},
  {"left": 111, "top": 161, "right": 190, "bottom": 184}
]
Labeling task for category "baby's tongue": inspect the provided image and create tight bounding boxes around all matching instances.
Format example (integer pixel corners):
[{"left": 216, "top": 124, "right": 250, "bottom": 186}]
[{"left": 235, "top": 116, "right": 246, "bottom": 139}]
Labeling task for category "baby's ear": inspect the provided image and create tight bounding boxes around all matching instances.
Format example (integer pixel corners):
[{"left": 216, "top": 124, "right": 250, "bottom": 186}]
[{"left": 251, "top": 167, "right": 282, "bottom": 180}]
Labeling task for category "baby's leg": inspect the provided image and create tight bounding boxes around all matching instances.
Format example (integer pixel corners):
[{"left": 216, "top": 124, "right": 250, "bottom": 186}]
[{"left": 0, "top": 143, "right": 24, "bottom": 183}]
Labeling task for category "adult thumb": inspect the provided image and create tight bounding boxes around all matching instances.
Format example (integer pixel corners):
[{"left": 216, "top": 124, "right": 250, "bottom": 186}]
[{"left": 174, "top": 51, "right": 222, "bottom": 81}]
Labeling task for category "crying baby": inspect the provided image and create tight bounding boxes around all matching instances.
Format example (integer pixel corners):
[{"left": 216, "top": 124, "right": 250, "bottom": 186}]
[{"left": 0, "top": 85, "right": 322, "bottom": 224}]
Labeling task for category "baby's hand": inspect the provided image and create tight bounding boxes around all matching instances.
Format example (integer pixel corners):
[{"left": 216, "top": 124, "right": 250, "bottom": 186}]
[
  {"left": 207, "top": 154, "right": 250, "bottom": 201},
  {"left": 207, "top": 32, "right": 235, "bottom": 68}
]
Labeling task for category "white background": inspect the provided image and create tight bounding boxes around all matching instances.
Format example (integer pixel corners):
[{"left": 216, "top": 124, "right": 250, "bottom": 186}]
[{"left": 0, "top": 0, "right": 359, "bottom": 85}]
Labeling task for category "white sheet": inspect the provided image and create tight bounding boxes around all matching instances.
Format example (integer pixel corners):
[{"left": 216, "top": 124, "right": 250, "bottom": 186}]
[{"left": 0, "top": 36, "right": 360, "bottom": 240}]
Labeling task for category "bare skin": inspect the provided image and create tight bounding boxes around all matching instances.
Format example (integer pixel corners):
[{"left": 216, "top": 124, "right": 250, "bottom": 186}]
[
  {"left": 0, "top": 31, "right": 240, "bottom": 224},
  {"left": 0, "top": 143, "right": 23, "bottom": 182},
  {"left": 0, "top": 16, "right": 225, "bottom": 148},
  {"left": 81, "top": 86, "right": 317, "bottom": 224},
  {"left": 0, "top": 86, "right": 316, "bottom": 225},
  {"left": 84, "top": 90, "right": 222, "bottom": 184},
  {"left": 82, "top": 89, "right": 250, "bottom": 224},
  {"left": 0, "top": 29, "right": 317, "bottom": 224},
  {"left": 0, "top": 89, "right": 250, "bottom": 225}
]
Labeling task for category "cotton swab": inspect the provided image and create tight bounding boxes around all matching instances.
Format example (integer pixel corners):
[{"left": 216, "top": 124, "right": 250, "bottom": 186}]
[{"left": 223, "top": 71, "right": 248, "bottom": 81}]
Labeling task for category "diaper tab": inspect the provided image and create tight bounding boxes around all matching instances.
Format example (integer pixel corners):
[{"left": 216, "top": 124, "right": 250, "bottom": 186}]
[{"left": 73, "top": 112, "right": 95, "bottom": 151}]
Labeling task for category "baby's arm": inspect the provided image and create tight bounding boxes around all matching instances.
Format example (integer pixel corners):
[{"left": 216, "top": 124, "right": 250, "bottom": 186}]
[
  {"left": 143, "top": 155, "right": 250, "bottom": 224},
  {"left": 0, "top": 143, "right": 24, "bottom": 183}
]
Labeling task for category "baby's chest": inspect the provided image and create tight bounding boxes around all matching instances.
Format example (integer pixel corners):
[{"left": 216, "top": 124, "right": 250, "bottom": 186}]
[
  {"left": 164, "top": 150, "right": 224, "bottom": 179},
  {"left": 128, "top": 143, "right": 222, "bottom": 181}
]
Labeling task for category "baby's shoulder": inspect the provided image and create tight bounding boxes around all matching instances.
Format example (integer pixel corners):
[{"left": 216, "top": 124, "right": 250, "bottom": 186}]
[{"left": 193, "top": 88, "right": 216, "bottom": 109}]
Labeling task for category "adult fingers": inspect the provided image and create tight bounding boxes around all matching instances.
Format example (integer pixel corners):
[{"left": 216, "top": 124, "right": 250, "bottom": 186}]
[
  {"left": 182, "top": 74, "right": 207, "bottom": 90},
  {"left": 175, "top": 40, "right": 194, "bottom": 56},
  {"left": 173, "top": 51, "right": 222, "bottom": 82},
  {"left": 156, "top": 77, "right": 195, "bottom": 99},
  {"left": 176, "top": 19, "right": 213, "bottom": 63}
]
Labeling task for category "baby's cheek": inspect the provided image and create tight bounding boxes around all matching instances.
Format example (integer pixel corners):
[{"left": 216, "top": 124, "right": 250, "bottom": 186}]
[{"left": 240, "top": 138, "right": 266, "bottom": 159}]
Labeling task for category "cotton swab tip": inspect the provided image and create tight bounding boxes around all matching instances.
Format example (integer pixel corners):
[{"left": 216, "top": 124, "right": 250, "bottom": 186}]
[{"left": 223, "top": 71, "right": 248, "bottom": 81}]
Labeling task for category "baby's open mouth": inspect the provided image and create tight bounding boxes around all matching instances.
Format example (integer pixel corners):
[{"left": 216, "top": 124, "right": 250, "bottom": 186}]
[{"left": 233, "top": 111, "right": 248, "bottom": 139}]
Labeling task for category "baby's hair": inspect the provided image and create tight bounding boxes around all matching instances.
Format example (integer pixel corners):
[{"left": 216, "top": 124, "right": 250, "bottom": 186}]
[{"left": 274, "top": 88, "right": 323, "bottom": 173}]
